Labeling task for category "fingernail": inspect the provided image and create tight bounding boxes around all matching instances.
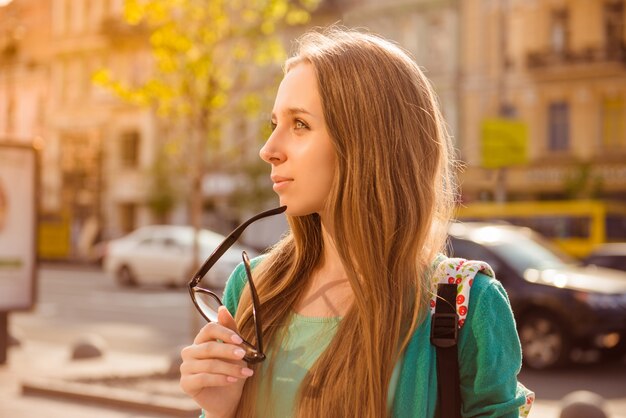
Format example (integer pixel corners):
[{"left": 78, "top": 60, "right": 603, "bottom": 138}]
[
  {"left": 227, "top": 376, "right": 238, "bottom": 383},
  {"left": 231, "top": 334, "right": 243, "bottom": 344},
  {"left": 241, "top": 367, "right": 254, "bottom": 377},
  {"left": 234, "top": 348, "right": 246, "bottom": 358}
]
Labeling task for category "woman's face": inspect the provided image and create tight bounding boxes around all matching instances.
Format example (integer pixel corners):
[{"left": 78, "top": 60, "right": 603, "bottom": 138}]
[{"left": 260, "top": 63, "right": 337, "bottom": 217}]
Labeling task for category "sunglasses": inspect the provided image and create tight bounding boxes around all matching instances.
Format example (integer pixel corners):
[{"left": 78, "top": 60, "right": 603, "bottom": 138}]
[{"left": 188, "top": 206, "right": 287, "bottom": 363}]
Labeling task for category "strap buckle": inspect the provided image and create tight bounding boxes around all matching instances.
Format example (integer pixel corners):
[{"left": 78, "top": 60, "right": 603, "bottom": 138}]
[{"left": 430, "top": 312, "right": 459, "bottom": 348}]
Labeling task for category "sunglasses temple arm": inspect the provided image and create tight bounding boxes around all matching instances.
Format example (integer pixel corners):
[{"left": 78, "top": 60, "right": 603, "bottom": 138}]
[
  {"left": 191, "top": 232, "right": 243, "bottom": 286},
  {"left": 243, "top": 253, "right": 264, "bottom": 355},
  {"left": 249, "top": 276, "right": 264, "bottom": 354},
  {"left": 191, "top": 206, "right": 287, "bottom": 286}
]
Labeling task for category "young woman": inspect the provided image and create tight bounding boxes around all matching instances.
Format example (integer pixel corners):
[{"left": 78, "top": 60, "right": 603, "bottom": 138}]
[{"left": 180, "top": 27, "right": 532, "bottom": 418}]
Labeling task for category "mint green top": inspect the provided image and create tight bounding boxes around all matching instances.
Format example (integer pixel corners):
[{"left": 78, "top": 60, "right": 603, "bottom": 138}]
[
  {"left": 200, "top": 255, "right": 530, "bottom": 418},
  {"left": 256, "top": 313, "right": 341, "bottom": 417},
  {"left": 255, "top": 312, "right": 401, "bottom": 417}
]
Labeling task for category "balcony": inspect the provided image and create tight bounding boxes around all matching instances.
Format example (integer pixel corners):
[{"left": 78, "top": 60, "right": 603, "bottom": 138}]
[{"left": 527, "top": 42, "right": 626, "bottom": 68}]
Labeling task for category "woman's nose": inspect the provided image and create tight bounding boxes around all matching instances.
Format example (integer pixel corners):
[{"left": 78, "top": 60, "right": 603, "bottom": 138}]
[{"left": 259, "top": 132, "right": 286, "bottom": 165}]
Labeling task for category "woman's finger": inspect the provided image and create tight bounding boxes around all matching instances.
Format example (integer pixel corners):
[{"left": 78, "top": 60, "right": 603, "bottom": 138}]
[
  {"left": 180, "top": 372, "right": 239, "bottom": 396},
  {"left": 193, "top": 320, "right": 243, "bottom": 345},
  {"left": 181, "top": 341, "right": 247, "bottom": 362},
  {"left": 180, "top": 358, "right": 254, "bottom": 379}
]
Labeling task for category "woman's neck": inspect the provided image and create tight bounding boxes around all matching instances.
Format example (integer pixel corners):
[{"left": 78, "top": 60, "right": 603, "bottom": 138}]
[
  {"left": 318, "top": 222, "right": 347, "bottom": 279},
  {"left": 294, "top": 218, "right": 354, "bottom": 317}
]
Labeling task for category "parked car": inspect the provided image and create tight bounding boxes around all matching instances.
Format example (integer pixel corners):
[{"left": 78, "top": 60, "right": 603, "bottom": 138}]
[
  {"left": 103, "top": 225, "right": 256, "bottom": 288},
  {"left": 583, "top": 243, "right": 626, "bottom": 272},
  {"left": 448, "top": 222, "right": 626, "bottom": 370}
]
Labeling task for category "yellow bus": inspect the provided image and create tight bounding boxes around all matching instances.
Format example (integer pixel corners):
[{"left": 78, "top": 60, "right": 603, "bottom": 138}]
[{"left": 455, "top": 200, "right": 626, "bottom": 258}]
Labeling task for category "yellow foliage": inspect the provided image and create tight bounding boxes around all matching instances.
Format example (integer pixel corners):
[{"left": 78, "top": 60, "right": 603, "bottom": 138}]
[
  {"left": 211, "top": 92, "right": 227, "bottom": 109},
  {"left": 267, "top": 0, "right": 288, "bottom": 19},
  {"left": 123, "top": 0, "right": 144, "bottom": 25},
  {"left": 261, "top": 21, "right": 275, "bottom": 35},
  {"left": 91, "top": 68, "right": 112, "bottom": 86},
  {"left": 286, "top": 9, "right": 311, "bottom": 25},
  {"left": 96, "top": 0, "right": 319, "bottom": 151}
]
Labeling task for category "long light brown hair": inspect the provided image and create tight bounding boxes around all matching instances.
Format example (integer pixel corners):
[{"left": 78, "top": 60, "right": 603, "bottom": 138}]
[{"left": 234, "top": 27, "right": 456, "bottom": 418}]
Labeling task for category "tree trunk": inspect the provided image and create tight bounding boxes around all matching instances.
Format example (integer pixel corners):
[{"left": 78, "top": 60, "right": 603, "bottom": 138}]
[
  {"left": 189, "top": 117, "right": 207, "bottom": 273},
  {"left": 189, "top": 114, "right": 208, "bottom": 337}
]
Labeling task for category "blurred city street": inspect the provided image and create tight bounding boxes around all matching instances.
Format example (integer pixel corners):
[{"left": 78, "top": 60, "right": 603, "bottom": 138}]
[
  {"left": 1, "top": 0, "right": 626, "bottom": 417},
  {"left": 0, "top": 263, "right": 624, "bottom": 417},
  {"left": 1, "top": 263, "right": 203, "bottom": 418},
  {"left": 11, "top": 263, "right": 195, "bottom": 355}
]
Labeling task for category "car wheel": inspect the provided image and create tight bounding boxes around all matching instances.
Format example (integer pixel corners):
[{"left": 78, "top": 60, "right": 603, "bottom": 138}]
[
  {"left": 519, "top": 312, "right": 570, "bottom": 370},
  {"left": 116, "top": 265, "right": 137, "bottom": 287}
]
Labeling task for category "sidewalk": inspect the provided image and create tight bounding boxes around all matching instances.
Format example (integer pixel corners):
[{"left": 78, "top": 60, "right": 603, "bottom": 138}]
[
  {"left": 0, "top": 339, "right": 200, "bottom": 418},
  {"left": 1, "top": 339, "right": 623, "bottom": 418}
]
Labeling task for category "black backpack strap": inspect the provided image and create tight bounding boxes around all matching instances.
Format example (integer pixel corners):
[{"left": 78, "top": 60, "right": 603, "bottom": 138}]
[{"left": 430, "top": 283, "right": 462, "bottom": 418}]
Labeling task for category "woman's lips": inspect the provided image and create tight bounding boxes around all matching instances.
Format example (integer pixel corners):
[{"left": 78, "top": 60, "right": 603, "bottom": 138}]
[{"left": 271, "top": 175, "right": 293, "bottom": 192}]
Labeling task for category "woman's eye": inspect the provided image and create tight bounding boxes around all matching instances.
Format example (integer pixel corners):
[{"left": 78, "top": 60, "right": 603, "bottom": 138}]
[
  {"left": 294, "top": 120, "right": 307, "bottom": 130},
  {"left": 270, "top": 121, "right": 277, "bottom": 131}
]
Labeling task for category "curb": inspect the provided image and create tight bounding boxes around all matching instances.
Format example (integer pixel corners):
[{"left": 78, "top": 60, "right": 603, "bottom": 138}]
[
  {"left": 21, "top": 376, "right": 200, "bottom": 418},
  {"left": 38, "top": 261, "right": 102, "bottom": 272}
]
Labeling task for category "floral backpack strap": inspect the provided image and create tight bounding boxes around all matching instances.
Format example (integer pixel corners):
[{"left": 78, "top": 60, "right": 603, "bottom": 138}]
[
  {"left": 429, "top": 257, "right": 494, "bottom": 328},
  {"left": 518, "top": 385, "right": 535, "bottom": 417},
  {"left": 429, "top": 255, "right": 535, "bottom": 418}
]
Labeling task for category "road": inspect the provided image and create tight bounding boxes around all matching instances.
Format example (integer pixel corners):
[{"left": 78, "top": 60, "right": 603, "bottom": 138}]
[
  {"left": 5, "top": 264, "right": 626, "bottom": 417},
  {"left": 11, "top": 263, "right": 208, "bottom": 355}
]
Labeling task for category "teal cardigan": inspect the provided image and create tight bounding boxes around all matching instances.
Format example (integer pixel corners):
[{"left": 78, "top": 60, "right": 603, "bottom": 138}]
[{"left": 220, "top": 257, "right": 529, "bottom": 418}]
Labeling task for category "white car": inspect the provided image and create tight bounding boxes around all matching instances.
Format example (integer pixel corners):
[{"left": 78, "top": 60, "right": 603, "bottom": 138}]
[{"left": 103, "top": 225, "right": 255, "bottom": 288}]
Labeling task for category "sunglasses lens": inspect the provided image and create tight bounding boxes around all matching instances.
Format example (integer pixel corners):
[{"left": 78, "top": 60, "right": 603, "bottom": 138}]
[{"left": 194, "top": 290, "right": 221, "bottom": 322}]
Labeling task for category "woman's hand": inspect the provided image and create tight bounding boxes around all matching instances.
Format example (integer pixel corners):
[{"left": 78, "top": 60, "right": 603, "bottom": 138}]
[{"left": 180, "top": 306, "right": 254, "bottom": 418}]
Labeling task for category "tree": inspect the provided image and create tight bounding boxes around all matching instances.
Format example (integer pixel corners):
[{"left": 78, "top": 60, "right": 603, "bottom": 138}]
[
  {"left": 94, "top": 0, "right": 319, "bottom": 264},
  {"left": 564, "top": 162, "right": 604, "bottom": 200}
]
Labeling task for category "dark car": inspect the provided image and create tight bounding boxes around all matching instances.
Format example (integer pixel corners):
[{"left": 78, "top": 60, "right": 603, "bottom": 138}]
[
  {"left": 448, "top": 222, "right": 626, "bottom": 370},
  {"left": 583, "top": 243, "right": 626, "bottom": 272}
]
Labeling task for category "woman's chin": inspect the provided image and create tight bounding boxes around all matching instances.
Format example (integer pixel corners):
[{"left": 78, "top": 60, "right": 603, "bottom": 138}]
[{"left": 283, "top": 206, "right": 315, "bottom": 218}]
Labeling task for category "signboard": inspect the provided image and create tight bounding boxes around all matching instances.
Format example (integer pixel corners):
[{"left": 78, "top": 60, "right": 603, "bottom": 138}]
[
  {"left": 481, "top": 118, "right": 528, "bottom": 169},
  {"left": 0, "top": 142, "right": 37, "bottom": 311}
]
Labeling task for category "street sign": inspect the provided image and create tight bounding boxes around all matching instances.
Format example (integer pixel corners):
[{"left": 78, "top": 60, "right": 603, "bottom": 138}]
[
  {"left": 0, "top": 142, "right": 38, "bottom": 311},
  {"left": 481, "top": 118, "right": 528, "bottom": 169}
]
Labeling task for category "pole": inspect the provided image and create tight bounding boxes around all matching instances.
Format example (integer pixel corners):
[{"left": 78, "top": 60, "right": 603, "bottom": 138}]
[
  {"left": 495, "top": 0, "right": 509, "bottom": 203},
  {"left": 0, "top": 311, "right": 8, "bottom": 365}
]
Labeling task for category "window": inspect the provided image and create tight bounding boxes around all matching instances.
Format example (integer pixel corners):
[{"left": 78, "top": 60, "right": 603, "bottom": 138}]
[
  {"left": 548, "top": 102, "right": 569, "bottom": 151},
  {"left": 605, "top": 1, "right": 624, "bottom": 59},
  {"left": 427, "top": 16, "right": 446, "bottom": 74},
  {"left": 119, "top": 203, "right": 136, "bottom": 234},
  {"left": 64, "top": 0, "right": 72, "bottom": 34},
  {"left": 52, "top": 0, "right": 65, "bottom": 35},
  {"left": 550, "top": 9, "right": 569, "bottom": 54},
  {"left": 601, "top": 97, "right": 625, "bottom": 150},
  {"left": 606, "top": 215, "right": 626, "bottom": 241},
  {"left": 120, "top": 130, "right": 140, "bottom": 168}
]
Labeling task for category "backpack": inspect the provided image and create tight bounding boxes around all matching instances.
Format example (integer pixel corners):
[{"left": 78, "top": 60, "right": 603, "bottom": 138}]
[{"left": 429, "top": 257, "right": 534, "bottom": 418}]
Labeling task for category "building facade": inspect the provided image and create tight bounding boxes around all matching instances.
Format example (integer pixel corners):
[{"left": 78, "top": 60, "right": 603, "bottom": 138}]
[
  {"left": 1, "top": 0, "right": 164, "bottom": 258},
  {"left": 3, "top": 0, "right": 621, "bottom": 258},
  {"left": 342, "top": 0, "right": 462, "bottom": 141},
  {"left": 460, "top": 0, "right": 626, "bottom": 202},
  {"left": 1, "top": 0, "right": 461, "bottom": 258}
]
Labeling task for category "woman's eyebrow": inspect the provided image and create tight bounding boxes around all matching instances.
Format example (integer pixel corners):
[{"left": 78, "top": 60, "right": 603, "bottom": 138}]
[
  {"left": 271, "top": 107, "right": 315, "bottom": 120},
  {"left": 286, "top": 107, "right": 313, "bottom": 116}
]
